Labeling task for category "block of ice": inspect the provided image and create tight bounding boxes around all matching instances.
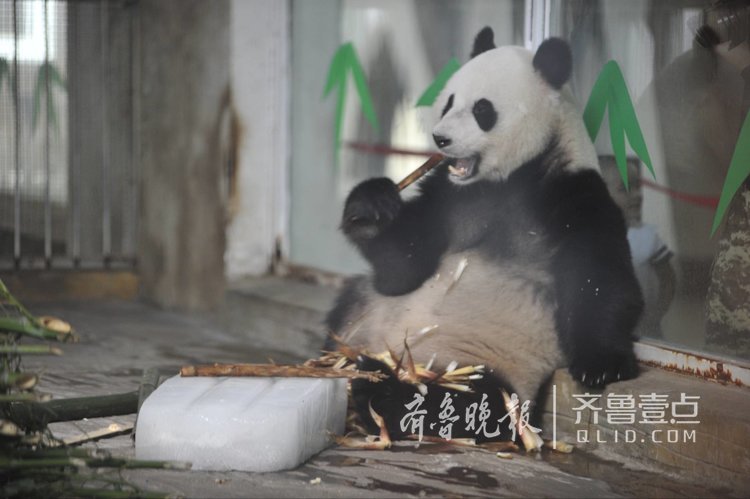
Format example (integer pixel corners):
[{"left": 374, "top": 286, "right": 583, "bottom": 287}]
[{"left": 135, "top": 376, "right": 348, "bottom": 471}]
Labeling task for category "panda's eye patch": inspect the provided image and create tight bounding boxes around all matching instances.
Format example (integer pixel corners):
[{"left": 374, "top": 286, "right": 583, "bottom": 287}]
[
  {"left": 472, "top": 98, "right": 497, "bottom": 131},
  {"left": 441, "top": 94, "right": 454, "bottom": 117}
]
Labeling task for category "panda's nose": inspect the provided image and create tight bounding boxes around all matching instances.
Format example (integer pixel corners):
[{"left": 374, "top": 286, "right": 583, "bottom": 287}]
[{"left": 433, "top": 134, "right": 452, "bottom": 148}]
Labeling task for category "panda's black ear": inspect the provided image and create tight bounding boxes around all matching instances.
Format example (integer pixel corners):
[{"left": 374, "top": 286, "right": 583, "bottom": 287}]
[
  {"left": 471, "top": 27, "right": 496, "bottom": 58},
  {"left": 533, "top": 38, "right": 572, "bottom": 89}
]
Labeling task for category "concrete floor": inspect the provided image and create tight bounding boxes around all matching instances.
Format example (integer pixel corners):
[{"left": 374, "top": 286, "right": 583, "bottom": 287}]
[{"left": 21, "top": 299, "right": 733, "bottom": 498}]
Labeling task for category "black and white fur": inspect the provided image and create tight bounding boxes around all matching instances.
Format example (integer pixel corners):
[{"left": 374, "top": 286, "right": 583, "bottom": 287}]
[{"left": 325, "top": 28, "right": 643, "bottom": 440}]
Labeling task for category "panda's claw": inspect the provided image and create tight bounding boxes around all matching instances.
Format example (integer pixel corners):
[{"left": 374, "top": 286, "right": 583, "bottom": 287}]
[{"left": 570, "top": 351, "right": 639, "bottom": 390}]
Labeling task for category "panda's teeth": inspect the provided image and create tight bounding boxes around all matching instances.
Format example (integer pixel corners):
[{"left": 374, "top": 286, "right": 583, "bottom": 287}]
[{"left": 448, "top": 165, "right": 467, "bottom": 177}]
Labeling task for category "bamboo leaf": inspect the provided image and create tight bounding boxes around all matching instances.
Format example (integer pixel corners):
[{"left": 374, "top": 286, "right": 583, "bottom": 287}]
[
  {"left": 608, "top": 103, "right": 629, "bottom": 191},
  {"left": 323, "top": 42, "right": 379, "bottom": 158},
  {"left": 0, "top": 57, "right": 9, "bottom": 93},
  {"left": 0, "top": 317, "right": 62, "bottom": 341},
  {"left": 323, "top": 45, "right": 348, "bottom": 97},
  {"left": 31, "top": 62, "right": 65, "bottom": 134},
  {"left": 0, "top": 279, "right": 76, "bottom": 341},
  {"left": 334, "top": 73, "right": 347, "bottom": 152},
  {"left": 711, "top": 112, "right": 750, "bottom": 236},
  {"left": 46, "top": 61, "right": 66, "bottom": 90},
  {"left": 608, "top": 62, "right": 655, "bottom": 179},
  {"left": 416, "top": 57, "right": 461, "bottom": 107},
  {"left": 582, "top": 62, "right": 611, "bottom": 142},
  {"left": 47, "top": 93, "right": 58, "bottom": 131},
  {"left": 583, "top": 60, "right": 655, "bottom": 187},
  {"left": 348, "top": 45, "right": 379, "bottom": 132},
  {"left": 0, "top": 279, "right": 39, "bottom": 323},
  {"left": 32, "top": 65, "right": 45, "bottom": 131}
]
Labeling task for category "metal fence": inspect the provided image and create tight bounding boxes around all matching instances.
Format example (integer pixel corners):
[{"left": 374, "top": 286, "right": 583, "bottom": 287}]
[{"left": 0, "top": 0, "right": 137, "bottom": 270}]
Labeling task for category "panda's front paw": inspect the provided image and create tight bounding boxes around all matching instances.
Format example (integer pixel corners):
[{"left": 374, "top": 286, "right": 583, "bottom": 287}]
[
  {"left": 569, "top": 352, "right": 639, "bottom": 389},
  {"left": 342, "top": 178, "right": 402, "bottom": 240}
]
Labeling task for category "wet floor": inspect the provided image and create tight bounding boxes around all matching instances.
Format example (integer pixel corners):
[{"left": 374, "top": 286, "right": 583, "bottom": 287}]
[{"left": 20, "top": 299, "right": 738, "bottom": 498}]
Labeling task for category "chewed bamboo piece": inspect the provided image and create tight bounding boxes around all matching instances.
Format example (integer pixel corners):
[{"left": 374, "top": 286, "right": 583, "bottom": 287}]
[
  {"left": 180, "top": 363, "right": 384, "bottom": 383},
  {"left": 502, "top": 389, "right": 543, "bottom": 452},
  {"left": 311, "top": 340, "right": 485, "bottom": 393},
  {"left": 396, "top": 153, "right": 445, "bottom": 191}
]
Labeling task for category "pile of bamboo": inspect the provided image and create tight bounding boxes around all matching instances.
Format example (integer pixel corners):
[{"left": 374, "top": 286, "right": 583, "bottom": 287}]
[{"left": 0, "top": 280, "right": 178, "bottom": 498}]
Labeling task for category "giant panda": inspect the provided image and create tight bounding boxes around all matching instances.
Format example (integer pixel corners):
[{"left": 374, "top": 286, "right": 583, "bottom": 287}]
[{"left": 325, "top": 28, "right": 643, "bottom": 442}]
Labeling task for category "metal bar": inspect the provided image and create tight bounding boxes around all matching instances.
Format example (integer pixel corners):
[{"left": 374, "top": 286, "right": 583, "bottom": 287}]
[
  {"left": 525, "top": 0, "right": 547, "bottom": 51},
  {"left": 524, "top": 0, "right": 532, "bottom": 50},
  {"left": 12, "top": 0, "right": 20, "bottom": 266},
  {"left": 0, "top": 256, "right": 137, "bottom": 272},
  {"left": 543, "top": 0, "right": 551, "bottom": 40},
  {"left": 126, "top": 2, "right": 138, "bottom": 259},
  {"left": 635, "top": 341, "right": 750, "bottom": 388},
  {"left": 71, "top": 1, "right": 81, "bottom": 264},
  {"left": 101, "top": 0, "right": 111, "bottom": 260},
  {"left": 44, "top": 0, "right": 52, "bottom": 264},
  {"left": 132, "top": 3, "right": 141, "bottom": 267}
]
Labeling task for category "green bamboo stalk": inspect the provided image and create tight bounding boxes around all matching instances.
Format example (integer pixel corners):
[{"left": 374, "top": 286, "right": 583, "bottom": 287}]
[
  {"left": 0, "top": 455, "right": 190, "bottom": 471},
  {"left": 0, "top": 393, "right": 37, "bottom": 402},
  {"left": 137, "top": 367, "right": 160, "bottom": 411},
  {"left": 63, "top": 488, "right": 170, "bottom": 499},
  {"left": 0, "top": 279, "right": 73, "bottom": 341},
  {"left": 0, "top": 317, "right": 61, "bottom": 341},
  {"left": 0, "top": 279, "right": 40, "bottom": 324},
  {"left": 13, "top": 447, "right": 97, "bottom": 459},
  {"left": 0, "top": 344, "right": 63, "bottom": 355},
  {"left": 4, "top": 473, "right": 172, "bottom": 499},
  {"left": 5, "top": 391, "right": 139, "bottom": 431},
  {"left": 0, "top": 457, "right": 89, "bottom": 469},
  {"left": 0, "top": 371, "right": 38, "bottom": 390}
]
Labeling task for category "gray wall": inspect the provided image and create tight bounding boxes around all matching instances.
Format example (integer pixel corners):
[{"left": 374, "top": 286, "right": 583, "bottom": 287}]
[{"left": 137, "top": 0, "right": 230, "bottom": 310}]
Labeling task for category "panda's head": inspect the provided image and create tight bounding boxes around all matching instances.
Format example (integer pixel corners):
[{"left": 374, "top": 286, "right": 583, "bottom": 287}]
[{"left": 433, "top": 28, "right": 573, "bottom": 183}]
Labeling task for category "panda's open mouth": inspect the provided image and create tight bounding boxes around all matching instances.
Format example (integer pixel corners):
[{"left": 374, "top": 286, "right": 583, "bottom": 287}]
[{"left": 447, "top": 155, "right": 480, "bottom": 181}]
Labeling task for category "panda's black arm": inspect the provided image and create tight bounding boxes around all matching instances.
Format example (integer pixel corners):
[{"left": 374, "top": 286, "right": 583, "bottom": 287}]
[
  {"left": 359, "top": 197, "right": 450, "bottom": 296},
  {"left": 544, "top": 170, "right": 644, "bottom": 388},
  {"left": 341, "top": 177, "right": 450, "bottom": 296}
]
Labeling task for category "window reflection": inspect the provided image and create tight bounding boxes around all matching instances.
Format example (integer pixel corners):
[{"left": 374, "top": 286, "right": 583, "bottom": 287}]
[
  {"left": 291, "top": 0, "right": 750, "bottom": 360},
  {"left": 552, "top": 0, "right": 749, "bottom": 359}
]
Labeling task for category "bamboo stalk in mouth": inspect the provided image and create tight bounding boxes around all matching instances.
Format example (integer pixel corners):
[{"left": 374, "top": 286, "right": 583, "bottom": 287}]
[{"left": 396, "top": 153, "right": 445, "bottom": 191}]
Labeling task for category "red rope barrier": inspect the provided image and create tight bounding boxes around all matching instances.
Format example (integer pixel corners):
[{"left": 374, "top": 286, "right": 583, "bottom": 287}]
[
  {"left": 640, "top": 179, "right": 719, "bottom": 209},
  {"left": 346, "top": 141, "right": 435, "bottom": 158}
]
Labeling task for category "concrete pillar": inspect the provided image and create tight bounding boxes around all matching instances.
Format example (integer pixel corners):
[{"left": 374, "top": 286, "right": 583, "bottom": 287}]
[
  {"left": 224, "top": 0, "right": 290, "bottom": 279},
  {"left": 137, "top": 0, "right": 230, "bottom": 310}
]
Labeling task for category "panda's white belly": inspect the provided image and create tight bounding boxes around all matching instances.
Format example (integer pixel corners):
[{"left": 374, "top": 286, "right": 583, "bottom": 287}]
[{"left": 342, "top": 251, "right": 565, "bottom": 402}]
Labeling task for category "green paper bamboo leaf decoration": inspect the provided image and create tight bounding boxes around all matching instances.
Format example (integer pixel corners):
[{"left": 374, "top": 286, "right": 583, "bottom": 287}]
[
  {"left": 583, "top": 61, "right": 655, "bottom": 189},
  {"left": 0, "top": 57, "right": 9, "bottom": 94},
  {"left": 583, "top": 66, "right": 608, "bottom": 141},
  {"left": 31, "top": 62, "right": 67, "bottom": 133},
  {"left": 416, "top": 57, "right": 461, "bottom": 107},
  {"left": 710, "top": 112, "right": 750, "bottom": 236},
  {"left": 608, "top": 104, "right": 628, "bottom": 190},
  {"left": 323, "top": 43, "right": 379, "bottom": 157}
]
